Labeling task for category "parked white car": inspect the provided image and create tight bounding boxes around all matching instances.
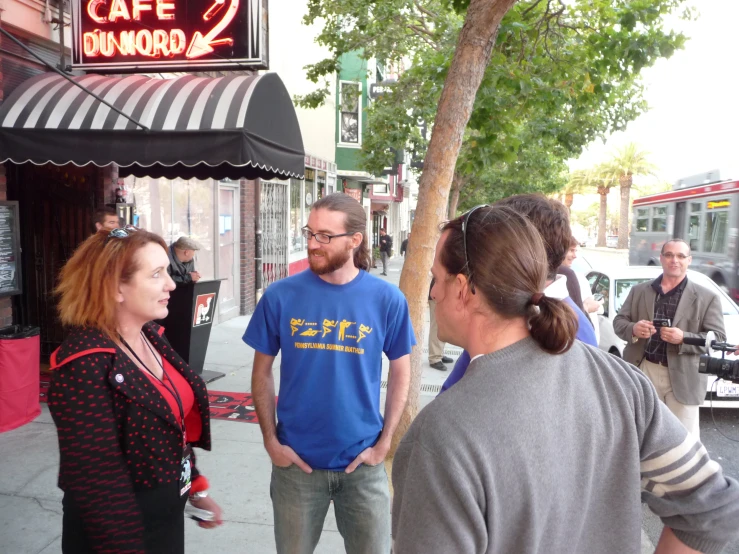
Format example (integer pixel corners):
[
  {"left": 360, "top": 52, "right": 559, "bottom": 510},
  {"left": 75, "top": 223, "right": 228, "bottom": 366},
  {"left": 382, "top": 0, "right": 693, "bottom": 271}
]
[{"left": 587, "top": 266, "right": 739, "bottom": 408}]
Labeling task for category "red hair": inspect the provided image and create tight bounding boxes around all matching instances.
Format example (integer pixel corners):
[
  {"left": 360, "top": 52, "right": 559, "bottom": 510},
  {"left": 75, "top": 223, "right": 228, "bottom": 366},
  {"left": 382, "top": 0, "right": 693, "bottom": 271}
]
[{"left": 56, "top": 229, "right": 168, "bottom": 340}]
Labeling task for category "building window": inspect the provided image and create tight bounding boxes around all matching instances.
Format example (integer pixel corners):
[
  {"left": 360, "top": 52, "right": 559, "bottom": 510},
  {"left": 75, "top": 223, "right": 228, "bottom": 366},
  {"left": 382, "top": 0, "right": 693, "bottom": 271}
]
[
  {"left": 651, "top": 206, "right": 667, "bottom": 232},
  {"left": 290, "top": 178, "right": 303, "bottom": 253},
  {"left": 635, "top": 208, "right": 649, "bottom": 232},
  {"left": 339, "top": 81, "right": 361, "bottom": 145}
]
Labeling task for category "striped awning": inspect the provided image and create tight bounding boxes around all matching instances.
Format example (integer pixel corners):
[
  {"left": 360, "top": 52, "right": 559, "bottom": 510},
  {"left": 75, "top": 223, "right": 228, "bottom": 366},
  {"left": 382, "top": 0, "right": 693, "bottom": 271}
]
[{"left": 0, "top": 73, "right": 304, "bottom": 180}]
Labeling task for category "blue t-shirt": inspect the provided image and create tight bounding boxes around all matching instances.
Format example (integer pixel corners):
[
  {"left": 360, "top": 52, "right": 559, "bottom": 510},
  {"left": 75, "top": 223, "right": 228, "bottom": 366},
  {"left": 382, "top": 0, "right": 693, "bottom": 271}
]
[
  {"left": 243, "top": 269, "right": 416, "bottom": 470},
  {"left": 440, "top": 296, "right": 597, "bottom": 394}
]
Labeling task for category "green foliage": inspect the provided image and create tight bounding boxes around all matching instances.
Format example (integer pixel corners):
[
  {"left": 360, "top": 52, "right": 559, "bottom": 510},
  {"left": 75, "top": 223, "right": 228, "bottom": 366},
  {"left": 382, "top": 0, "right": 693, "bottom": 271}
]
[{"left": 299, "top": 0, "right": 693, "bottom": 200}]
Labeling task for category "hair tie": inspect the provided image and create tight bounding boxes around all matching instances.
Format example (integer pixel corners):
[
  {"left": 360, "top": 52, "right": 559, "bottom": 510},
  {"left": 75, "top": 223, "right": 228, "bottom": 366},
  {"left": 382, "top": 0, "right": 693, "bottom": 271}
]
[{"left": 531, "top": 292, "right": 544, "bottom": 306}]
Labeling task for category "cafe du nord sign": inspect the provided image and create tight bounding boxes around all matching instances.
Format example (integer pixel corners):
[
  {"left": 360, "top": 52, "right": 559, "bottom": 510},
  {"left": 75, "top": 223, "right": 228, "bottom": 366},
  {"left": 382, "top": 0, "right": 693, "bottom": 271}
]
[{"left": 71, "top": 0, "right": 268, "bottom": 72}]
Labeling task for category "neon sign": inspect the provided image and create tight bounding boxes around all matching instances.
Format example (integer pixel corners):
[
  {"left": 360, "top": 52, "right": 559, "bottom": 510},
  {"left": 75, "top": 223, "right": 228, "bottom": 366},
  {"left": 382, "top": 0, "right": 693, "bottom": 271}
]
[{"left": 71, "top": 0, "right": 267, "bottom": 72}]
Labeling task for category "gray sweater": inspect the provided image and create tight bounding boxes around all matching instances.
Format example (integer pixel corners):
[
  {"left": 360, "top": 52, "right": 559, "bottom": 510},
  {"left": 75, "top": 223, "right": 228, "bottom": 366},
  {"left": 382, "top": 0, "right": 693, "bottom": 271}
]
[{"left": 392, "top": 338, "right": 739, "bottom": 554}]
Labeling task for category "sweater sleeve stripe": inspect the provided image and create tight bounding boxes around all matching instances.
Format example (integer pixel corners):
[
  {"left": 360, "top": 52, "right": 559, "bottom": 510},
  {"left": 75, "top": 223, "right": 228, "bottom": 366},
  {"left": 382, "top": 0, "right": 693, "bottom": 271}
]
[
  {"left": 641, "top": 439, "right": 721, "bottom": 498},
  {"left": 640, "top": 434, "right": 696, "bottom": 472}
]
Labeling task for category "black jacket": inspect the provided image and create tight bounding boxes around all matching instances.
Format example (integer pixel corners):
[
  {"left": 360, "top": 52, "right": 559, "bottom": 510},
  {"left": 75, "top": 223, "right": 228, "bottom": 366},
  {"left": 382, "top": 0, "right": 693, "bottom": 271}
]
[
  {"left": 379, "top": 234, "right": 393, "bottom": 253},
  {"left": 49, "top": 322, "right": 211, "bottom": 553}
]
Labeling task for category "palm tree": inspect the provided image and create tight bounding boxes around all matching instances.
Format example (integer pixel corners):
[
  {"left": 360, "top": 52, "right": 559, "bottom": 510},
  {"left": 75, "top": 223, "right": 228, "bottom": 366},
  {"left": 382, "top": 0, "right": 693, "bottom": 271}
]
[
  {"left": 606, "top": 143, "right": 657, "bottom": 249},
  {"left": 591, "top": 164, "right": 618, "bottom": 248},
  {"left": 561, "top": 169, "right": 590, "bottom": 213}
]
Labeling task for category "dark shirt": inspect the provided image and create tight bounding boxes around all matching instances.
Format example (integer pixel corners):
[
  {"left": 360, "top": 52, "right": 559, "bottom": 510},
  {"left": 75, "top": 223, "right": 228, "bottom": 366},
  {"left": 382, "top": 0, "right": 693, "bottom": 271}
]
[
  {"left": 401, "top": 238, "right": 409, "bottom": 256},
  {"left": 645, "top": 275, "right": 688, "bottom": 366},
  {"left": 379, "top": 234, "right": 393, "bottom": 254}
]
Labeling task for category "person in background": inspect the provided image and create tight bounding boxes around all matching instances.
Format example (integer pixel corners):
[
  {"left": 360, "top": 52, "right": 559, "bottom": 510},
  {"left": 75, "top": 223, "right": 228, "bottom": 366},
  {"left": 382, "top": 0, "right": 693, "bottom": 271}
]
[
  {"left": 168, "top": 236, "right": 202, "bottom": 284},
  {"left": 392, "top": 205, "right": 739, "bottom": 554},
  {"left": 379, "top": 228, "right": 393, "bottom": 276},
  {"left": 401, "top": 233, "right": 410, "bottom": 257},
  {"left": 93, "top": 207, "right": 119, "bottom": 233},
  {"left": 49, "top": 227, "right": 222, "bottom": 553},
  {"left": 562, "top": 236, "right": 602, "bottom": 342},
  {"left": 613, "top": 239, "right": 725, "bottom": 438},
  {"left": 440, "top": 195, "right": 597, "bottom": 394},
  {"left": 428, "top": 277, "right": 454, "bottom": 371}
]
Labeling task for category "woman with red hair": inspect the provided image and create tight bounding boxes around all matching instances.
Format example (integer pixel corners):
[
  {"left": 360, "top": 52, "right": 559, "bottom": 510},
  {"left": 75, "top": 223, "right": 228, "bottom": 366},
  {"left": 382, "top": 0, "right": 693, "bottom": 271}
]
[{"left": 49, "top": 226, "right": 222, "bottom": 553}]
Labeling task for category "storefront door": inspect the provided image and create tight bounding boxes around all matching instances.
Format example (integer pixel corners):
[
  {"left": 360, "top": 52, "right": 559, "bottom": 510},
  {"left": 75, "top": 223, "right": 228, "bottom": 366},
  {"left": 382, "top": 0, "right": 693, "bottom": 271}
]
[{"left": 217, "top": 183, "right": 239, "bottom": 321}]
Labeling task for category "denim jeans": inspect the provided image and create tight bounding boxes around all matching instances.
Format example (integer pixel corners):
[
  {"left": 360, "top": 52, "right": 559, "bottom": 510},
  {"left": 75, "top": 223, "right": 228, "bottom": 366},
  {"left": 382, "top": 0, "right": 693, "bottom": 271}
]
[{"left": 270, "top": 462, "right": 391, "bottom": 554}]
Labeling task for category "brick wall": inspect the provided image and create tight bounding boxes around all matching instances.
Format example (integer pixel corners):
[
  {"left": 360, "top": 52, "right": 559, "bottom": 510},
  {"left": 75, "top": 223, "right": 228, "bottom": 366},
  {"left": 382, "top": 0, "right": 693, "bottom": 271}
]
[{"left": 240, "top": 178, "right": 257, "bottom": 314}]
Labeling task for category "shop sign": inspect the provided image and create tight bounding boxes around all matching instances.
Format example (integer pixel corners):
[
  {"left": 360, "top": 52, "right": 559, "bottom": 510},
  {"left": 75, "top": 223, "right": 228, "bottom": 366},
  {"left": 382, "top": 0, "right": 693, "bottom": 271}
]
[
  {"left": 193, "top": 293, "right": 216, "bottom": 327},
  {"left": 71, "top": 0, "right": 268, "bottom": 72},
  {"left": 707, "top": 199, "right": 730, "bottom": 209},
  {"left": 344, "top": 188, "right": 362, "bottom": 202}
]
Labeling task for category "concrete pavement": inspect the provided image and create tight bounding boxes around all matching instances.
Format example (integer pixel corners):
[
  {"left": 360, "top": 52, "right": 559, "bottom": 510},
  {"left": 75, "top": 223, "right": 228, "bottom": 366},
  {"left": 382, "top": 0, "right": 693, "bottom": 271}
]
[{"left": 0, "top": 254, "right": 655, "bottom": 553}]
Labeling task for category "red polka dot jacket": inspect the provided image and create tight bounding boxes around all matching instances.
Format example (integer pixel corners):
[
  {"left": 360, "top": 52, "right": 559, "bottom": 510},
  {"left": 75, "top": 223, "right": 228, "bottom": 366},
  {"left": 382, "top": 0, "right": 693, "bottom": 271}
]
[{"left": 48, "top": 322, "right": 212, "bottom": 553}]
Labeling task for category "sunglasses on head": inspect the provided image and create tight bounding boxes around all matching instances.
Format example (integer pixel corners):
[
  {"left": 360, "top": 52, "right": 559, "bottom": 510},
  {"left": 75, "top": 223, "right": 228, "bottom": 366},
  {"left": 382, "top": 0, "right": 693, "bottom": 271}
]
[
  {"left": 106, "top": 225, "right": 139, "bottom": 243},
  {"left": 461, "top": 205, "right": 489, "bottom": 287}
]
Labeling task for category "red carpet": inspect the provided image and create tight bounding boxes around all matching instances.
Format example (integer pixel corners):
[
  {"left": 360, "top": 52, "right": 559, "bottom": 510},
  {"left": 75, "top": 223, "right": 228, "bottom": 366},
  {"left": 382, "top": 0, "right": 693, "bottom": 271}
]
[{"left": 40, "top": 378, "right": 260, "bottom": 424}]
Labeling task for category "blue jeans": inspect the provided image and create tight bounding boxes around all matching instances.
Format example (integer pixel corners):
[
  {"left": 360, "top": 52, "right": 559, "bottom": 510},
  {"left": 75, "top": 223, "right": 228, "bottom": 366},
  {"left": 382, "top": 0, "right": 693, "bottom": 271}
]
[{"left": 270, "top": 462, "right": 391, "bottom": 554}]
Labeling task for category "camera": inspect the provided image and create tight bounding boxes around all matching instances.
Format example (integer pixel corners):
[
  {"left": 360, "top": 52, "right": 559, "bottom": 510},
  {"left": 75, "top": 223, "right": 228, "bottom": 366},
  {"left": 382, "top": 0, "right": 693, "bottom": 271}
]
[
  {"left": 699, "top": 356, "right": 739, "bottom": 382},
  {"left": 652, "top": 318, "right": 672, "bottom": 328},
  {"left": 687, "top": 331, "right": 739, "bottom": 383}
]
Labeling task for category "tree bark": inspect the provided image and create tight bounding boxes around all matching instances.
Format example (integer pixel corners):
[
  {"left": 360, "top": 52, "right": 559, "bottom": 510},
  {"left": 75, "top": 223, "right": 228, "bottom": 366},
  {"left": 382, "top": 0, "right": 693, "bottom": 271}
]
[
  {"left": 447, "top": 173, "right": 466, "bottom": 219},
  {"left": 618, "top": 175, "right": 632, "bottom": 249},
  {"left": 390, "top": 0, "right": 519, "bottom": 458},
  {"left": 597, "top": 187, "right": 608, "bottom": 247},
  {"left": 564, "top": 193, "right": 574, "bottom": 213}
]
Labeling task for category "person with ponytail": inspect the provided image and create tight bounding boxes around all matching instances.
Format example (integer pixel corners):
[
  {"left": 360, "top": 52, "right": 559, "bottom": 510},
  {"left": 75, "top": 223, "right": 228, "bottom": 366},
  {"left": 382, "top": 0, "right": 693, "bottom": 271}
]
[
  {"left": 439, "top": 194, "right": 597, "bottom": 394},
  {"left": 391, "top": 205, "right": 739, "bottom": 554}
]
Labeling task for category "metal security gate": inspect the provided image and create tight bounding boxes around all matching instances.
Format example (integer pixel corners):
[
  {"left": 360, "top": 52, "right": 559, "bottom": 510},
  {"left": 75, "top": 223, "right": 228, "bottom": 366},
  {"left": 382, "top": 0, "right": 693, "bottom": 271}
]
[{"left": 260, "top": 180, "right": 290, "bottom": 288}]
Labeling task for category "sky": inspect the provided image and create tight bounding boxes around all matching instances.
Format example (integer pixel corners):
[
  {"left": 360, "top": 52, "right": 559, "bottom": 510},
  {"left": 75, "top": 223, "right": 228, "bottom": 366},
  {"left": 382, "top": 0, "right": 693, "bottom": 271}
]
[{"left": 569, "top": 0, "right": 739, "bottom": 187}]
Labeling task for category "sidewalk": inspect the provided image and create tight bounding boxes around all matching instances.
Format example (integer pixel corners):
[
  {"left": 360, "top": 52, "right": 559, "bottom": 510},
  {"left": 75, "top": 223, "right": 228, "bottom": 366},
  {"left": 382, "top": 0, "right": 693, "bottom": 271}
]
[{"left": 0, "top": 255, "right": 653, "bottom": 553}]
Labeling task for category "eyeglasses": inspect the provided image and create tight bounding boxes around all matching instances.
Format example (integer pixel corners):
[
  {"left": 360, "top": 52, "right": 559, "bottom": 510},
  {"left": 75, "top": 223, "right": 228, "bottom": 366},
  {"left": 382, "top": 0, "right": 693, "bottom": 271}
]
[
  {"left": 106, "top": 225, "right": 139, "bottom": 242},
  {"left": 461, "top": 205, "right": 488, "bottom": 282},
  {"left": 662, "top": 252, "right": 690, "bottom": 260},
  {"left": 301, "top": 227, "right": 355, "bottom": 244}
]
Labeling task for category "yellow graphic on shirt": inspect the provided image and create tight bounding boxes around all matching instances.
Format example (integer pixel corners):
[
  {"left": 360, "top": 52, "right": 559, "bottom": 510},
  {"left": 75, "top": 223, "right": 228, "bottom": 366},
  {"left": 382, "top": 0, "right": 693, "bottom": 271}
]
[
  {"left": 289, "top": 316, "right": 373, "bottom": 355},
  {"left": 290, "top": 318, "right": 305, "bottom": 336},
  {"left": 358, "top": 324, "right": 373, "bottom": 343},
  {"left": 339, "top": 320, "right": 355, "bottom": 340},
  {"left": 322, "top": 319, "right": 338, "bottom": 337}
]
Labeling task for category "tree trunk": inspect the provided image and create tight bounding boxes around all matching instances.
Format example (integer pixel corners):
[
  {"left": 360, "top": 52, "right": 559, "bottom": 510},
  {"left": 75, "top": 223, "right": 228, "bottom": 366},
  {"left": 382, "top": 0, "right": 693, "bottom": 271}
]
[
  {"left": 390, "top": 0, "right": 518, "bottom": 458},
  {"left": 447, "top": 173, "right": 467, "bottom": 219},
  {"left": 618, "top": 175, "right": 632, "bottom": 249},
  {"left": 597, "top": 187, "right": 608, "bottom": 247}
]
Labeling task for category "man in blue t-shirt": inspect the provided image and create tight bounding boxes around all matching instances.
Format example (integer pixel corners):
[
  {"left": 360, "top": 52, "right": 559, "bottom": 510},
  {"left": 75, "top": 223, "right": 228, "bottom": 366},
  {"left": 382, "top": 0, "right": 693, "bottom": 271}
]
[
  {"left": 243, "top": 193, "right": 415, "bottom": 554},
  {"left": 440, "top": 194, "right": 598, "bottom": 394}
]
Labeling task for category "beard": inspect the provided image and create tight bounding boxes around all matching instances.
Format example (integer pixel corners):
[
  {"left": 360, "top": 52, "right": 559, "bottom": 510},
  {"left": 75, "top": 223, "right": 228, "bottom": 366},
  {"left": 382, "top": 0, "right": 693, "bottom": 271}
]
[{"left": 309, "top": 247, "right": 352, "bottom": 275}]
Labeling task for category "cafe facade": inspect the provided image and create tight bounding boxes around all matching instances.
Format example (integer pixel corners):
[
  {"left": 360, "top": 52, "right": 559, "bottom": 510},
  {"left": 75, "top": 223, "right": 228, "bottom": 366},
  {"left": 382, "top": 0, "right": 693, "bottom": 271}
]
[{"left": 0, "top": 0, "right": 306, "bottom": 358}]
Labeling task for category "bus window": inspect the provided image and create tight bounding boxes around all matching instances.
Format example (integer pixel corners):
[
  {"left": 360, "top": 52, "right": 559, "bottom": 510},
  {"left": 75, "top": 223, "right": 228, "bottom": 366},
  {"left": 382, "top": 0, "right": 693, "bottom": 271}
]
[
  {"left": 651, "top": 206, "right": 667, "bottom": 232},
  {"left": 704, "top": 209, "right": 729, "bottom": 254},
  {"left": 688, "top": 204, "right": 702, "bottom": 251},
  {"left": 635, "top": 208, "right": 649, "bottom": 232}
]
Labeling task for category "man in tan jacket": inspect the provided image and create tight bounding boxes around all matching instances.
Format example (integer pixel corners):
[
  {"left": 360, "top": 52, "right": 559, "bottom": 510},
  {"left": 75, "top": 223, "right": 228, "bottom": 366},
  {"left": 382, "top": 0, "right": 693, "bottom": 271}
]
[{"left": 614, "top": 239, "right": 725, "bottom": 437}]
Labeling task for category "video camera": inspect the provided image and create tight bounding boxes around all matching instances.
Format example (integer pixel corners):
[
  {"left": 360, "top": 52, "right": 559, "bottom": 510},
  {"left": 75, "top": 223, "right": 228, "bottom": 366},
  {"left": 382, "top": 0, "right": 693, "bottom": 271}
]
[{"left": 684, "top": 331, "right": 739, "bottom": 383}]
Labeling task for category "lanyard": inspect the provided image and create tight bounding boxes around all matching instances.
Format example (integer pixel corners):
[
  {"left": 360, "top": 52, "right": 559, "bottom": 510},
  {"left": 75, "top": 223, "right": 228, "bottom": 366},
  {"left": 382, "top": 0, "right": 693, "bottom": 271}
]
[{"left": 119, "top": 333, "right": 187, "bottom": 443}]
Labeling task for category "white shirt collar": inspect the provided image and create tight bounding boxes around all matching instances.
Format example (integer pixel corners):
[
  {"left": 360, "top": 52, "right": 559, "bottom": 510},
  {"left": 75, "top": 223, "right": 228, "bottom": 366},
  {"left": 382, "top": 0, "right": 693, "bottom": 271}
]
[{"left": 545, "top": 274, "right": 569, "bottom": 300}]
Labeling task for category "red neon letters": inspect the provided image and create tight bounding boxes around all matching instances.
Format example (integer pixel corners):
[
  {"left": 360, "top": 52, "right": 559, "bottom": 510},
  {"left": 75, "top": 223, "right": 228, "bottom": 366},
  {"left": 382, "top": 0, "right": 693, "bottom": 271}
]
[{"left": 83, "top": 0, "right": 182, "bottom": 58}]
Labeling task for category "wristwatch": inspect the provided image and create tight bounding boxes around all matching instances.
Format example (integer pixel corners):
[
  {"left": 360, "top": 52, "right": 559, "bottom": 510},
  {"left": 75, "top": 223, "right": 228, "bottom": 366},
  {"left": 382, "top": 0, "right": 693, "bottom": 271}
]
[{"left": 190, "top": 491, "right": 209, "bottom": 501}]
